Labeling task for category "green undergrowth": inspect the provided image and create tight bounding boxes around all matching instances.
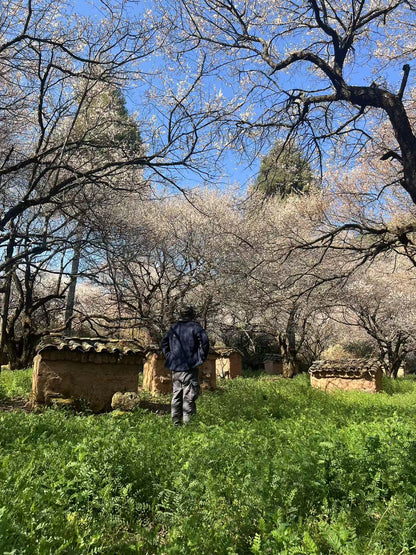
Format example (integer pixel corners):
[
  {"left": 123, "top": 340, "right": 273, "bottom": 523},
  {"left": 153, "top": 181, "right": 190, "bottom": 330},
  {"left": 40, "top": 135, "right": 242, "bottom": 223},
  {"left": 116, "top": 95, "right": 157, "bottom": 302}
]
[
  {"left": 1, "top": 370, "right": 416, "bottom": 553},
  {"left": 0, "top": 366, "right": 33, "bottom": 399}
]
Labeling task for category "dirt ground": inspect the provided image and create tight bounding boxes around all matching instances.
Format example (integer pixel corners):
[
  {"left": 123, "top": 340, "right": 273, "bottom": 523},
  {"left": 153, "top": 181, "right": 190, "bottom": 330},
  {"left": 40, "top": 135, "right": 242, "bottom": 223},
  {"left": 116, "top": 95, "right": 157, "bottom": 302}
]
[{"left": 0, "top": 397, "right": 32, "bottom": 412}]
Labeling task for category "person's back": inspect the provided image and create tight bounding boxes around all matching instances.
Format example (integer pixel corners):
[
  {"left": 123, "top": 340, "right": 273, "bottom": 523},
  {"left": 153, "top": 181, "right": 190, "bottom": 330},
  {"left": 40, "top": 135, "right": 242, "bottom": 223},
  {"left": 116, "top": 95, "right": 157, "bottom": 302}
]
[
  {"left": 161, "top": 307, "right": 209, "bottom": 425},
  {"left": 162, "top": 319, "right": 209, "bottom": 372}
]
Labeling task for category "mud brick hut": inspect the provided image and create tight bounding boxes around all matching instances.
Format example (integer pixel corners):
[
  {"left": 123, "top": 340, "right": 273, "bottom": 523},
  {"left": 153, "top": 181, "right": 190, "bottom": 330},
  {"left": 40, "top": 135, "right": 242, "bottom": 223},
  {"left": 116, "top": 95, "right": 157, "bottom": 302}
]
[
  {"left": 309, "top": 359, "right": 383, "bottom": 393},
  {"left": 215, "top": 348, "right": 242, "bottom": 379},
  {"left": 142, "top": 347, "right": 172, "bottom": 395},
  {"left": 32, "top": 337, "right": 143, "bottom": 412},
  {"left": 199, "top": 351, "right": 217, "bottom": 390},
  {"left": 263, "top": 354, "right": 283, "bottom": 375}
]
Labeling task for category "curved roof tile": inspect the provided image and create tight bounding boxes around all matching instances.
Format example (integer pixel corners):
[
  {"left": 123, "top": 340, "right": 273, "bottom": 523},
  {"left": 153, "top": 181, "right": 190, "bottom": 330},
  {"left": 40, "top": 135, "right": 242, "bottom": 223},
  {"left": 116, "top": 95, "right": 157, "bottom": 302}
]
[{"left": 36, "top": 336, "right": 143, "bottom": 356}]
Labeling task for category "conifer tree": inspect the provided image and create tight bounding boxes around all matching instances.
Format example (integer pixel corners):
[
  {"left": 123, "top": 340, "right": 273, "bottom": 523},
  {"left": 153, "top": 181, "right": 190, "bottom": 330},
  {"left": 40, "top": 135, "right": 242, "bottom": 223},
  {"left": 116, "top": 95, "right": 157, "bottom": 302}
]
[{"left": 256, "top": 141, "right": 314, "bottom": 199}]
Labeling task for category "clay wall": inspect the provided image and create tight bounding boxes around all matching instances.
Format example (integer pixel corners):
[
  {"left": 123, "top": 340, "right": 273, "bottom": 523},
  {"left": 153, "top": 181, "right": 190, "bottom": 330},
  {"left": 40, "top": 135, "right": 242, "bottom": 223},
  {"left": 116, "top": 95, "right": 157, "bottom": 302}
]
[
  {"left": 142, "top": 351, "right": 172, "bottom": 395},
  {"left": 309, "top": 358, "right": 383, "bottom": 394},
  {"left": 199, "top": 353, "right": 217, "bottom": 390},
  {"left": 310, "top": 374, "right": 382, "bottom": 393},
  {"left": 216, "top": 352, "right": 242, "bottom": 379},
  {"left": 264, "top": 359, "right": 283, "bottom": 375},
  {"left": 32, "top": 350, "right": 142, "bottom": 412}
]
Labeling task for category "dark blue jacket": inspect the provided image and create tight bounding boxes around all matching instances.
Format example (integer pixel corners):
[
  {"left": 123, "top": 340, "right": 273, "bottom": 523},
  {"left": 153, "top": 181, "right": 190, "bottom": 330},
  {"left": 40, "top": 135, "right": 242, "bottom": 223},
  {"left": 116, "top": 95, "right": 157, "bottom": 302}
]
[{"left": 161, "top": 320, "right": 210, "bottom": 372}]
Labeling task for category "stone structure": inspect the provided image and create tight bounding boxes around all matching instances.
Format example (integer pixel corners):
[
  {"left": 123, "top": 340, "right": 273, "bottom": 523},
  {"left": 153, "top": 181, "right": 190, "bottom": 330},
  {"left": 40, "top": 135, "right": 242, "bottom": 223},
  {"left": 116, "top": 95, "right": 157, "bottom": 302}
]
[
  {"left": 111, "top": 391, "right": 141, "bottom": 411},
  {"left": 215, "top": 348, "right": 242, "bottom": 379},
  {"left": 142, "top": 347, "right": 172, "bottom": 395},
  {"left": 32, "top": 337, "right": 143, "bottom": 412},
  {"left": 263, "top": 355, "right": 283, "bottom": 375},
  {"left": 309, "top": 359, "right": 383, "bottom": 393},
  {"left": 199, "top": 351, "right": 217, "bottom": 390}
]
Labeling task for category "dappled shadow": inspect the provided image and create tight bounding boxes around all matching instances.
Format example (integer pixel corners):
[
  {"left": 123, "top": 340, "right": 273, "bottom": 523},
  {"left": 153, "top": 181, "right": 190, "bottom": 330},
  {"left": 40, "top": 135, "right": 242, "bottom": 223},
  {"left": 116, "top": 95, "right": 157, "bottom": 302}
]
[
  {"left": 0, "top": 393, "right": 171, "bottom": 416},
  {"left": 0, "top": 397, "right": 31, "bottom": 412}
]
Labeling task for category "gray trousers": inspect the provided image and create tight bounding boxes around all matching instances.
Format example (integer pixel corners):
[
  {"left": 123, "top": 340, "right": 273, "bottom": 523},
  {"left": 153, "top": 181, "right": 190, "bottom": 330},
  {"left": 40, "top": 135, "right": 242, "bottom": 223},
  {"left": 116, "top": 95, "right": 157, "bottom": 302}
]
[{"left": 171, "top": 368, "right": 200, "bottom": 424}]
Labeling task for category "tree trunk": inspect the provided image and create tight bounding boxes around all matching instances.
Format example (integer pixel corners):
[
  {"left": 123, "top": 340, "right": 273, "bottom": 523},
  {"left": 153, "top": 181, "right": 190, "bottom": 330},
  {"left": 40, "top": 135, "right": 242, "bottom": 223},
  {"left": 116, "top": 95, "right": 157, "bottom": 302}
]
[
  {"left": 282, "top": 359, "right": 300, "bottom": 378},
  {"left": 381, "top": 357, "right": 401, "bottom": 379},
  {"left": 0, "top": 220, "right": 16, "bottom": 370},
  {"left": 5, "top": 331, "right": 39, "bottom": 370},
  {"left": 64, "top": 232, "right": 82, "bottom": 336},
  {"left": 380, "top": 341, "right": 406, "bottom": 380},
  {"left": 349, "top": 85, "right": 416, "bottom": 205},
  {"left": 278, "top": 330, "right": 300, "bottom": 377}
]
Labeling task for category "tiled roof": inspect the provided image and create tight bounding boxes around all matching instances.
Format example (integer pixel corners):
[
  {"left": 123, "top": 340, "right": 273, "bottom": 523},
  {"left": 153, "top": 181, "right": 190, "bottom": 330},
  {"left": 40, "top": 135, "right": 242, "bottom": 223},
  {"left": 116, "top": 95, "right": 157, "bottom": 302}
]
[
  {"left": 36, "top": 336, "right": 144, "bottom": 356},
  {"left": 309, "top": 358, "right": 381, "bottom": 379}
]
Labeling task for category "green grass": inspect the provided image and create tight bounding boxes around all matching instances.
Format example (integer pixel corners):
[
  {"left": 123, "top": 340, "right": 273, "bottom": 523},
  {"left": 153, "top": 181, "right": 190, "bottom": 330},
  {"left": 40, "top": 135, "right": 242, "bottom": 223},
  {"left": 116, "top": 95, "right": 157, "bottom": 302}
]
[
  {"left": 0, "top": 366, "right": 33, "bottom": 399},
  {"left": 1, "top": 370, "right": 416, "bottom": 553}
]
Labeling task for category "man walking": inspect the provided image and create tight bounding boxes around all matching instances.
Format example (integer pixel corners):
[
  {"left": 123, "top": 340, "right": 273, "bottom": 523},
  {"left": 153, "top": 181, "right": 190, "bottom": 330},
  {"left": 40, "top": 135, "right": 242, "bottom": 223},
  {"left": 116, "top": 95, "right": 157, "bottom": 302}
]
[{"left": 161, "top": 306, "right": 210, "bottom": 425}]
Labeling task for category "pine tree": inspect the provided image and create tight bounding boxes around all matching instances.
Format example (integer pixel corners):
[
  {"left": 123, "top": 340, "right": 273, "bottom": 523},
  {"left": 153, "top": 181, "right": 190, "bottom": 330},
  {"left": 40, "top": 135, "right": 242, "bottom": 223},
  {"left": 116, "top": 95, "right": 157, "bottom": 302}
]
[{"left": 256, "top": 141, "right": 314, "bottom": 199}]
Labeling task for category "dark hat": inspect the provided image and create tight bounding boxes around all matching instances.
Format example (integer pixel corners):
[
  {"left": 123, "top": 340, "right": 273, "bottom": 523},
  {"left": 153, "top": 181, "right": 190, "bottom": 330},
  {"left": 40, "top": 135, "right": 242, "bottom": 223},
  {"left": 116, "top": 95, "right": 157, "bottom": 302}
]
[{"left": 179, "top": 306, "right": 196, "bottom": 320}]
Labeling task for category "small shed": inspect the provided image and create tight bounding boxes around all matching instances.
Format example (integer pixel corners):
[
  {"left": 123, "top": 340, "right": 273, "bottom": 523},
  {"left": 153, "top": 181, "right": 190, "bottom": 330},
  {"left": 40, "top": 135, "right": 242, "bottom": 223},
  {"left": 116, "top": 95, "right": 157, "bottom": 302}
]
[
  {"left": 263, "top": 354, "right": 283, "bottom": 375},
  {"left": 199, "top": 351, "right": 217, "bottom": 390},
  {"left": 309, "top": 359, "right": 383, "bottom": 393},
  {"left": 32, "top": 337, "right": 143, "bottom": 412},
  {"left": 215, "top": 348, "right": 242, "bottom": 379},
  {"left": 142, "top": 347, "right": 172, "bottom": 395}
]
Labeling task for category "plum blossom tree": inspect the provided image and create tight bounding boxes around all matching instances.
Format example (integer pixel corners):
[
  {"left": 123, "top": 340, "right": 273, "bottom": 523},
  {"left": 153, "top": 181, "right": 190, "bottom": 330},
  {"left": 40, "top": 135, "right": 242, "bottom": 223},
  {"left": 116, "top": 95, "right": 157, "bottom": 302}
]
[
  {"left": 297, "top": 125, "right": 416, "bottom": 275},
  {"left": 208, "top": 188, "right": 341, "bottom": 374},
  {"left": 157, "top": 0, "right": 416, "bottom": 205},
  {"left": 327, "top": 263, "right": 416, "bottom": 377},
  {"left": 1, "top": 209, "right": 79, "bottom": 368},
  {"left": 76, "top": 189, "right": 242, "bottom": 343},
  {"left": 0, "top": 0, "right": 235, "bottom": 367}
]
